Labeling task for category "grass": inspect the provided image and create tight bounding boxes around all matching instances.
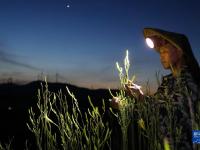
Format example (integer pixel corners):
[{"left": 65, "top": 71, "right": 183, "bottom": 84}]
[
  {"left": 26, "top": 78, "right": 112, "bottom": 150},
  {"left": 0, "top": 50, "right": 199, "bottom": 150},
  {"left": 109, "top": 50, "right": 200, "bottom": 150}
]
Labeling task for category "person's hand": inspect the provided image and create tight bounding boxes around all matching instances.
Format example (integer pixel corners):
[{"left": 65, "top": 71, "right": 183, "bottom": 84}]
[
  {"left": 124, "top": 81, "right": 144, "bottom": 100},
  {"left": 109, "top": 97, "right": 121, "bottom": 110}
]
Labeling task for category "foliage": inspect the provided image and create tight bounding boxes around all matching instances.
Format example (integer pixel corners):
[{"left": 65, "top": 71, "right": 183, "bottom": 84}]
[
  {"left": 27, "top": 78, "right": 111, "bottom": 150},
  {"left": 109, "top": 50, "right": 200, "bottom": 150},
  {"left": 0, "top": 50, "right": 199, "bottom": 150}
]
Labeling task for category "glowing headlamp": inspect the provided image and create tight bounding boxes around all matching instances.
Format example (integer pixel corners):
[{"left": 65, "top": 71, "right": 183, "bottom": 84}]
[{"left": 145, "top": 38, "right": 154, "bottom": 49}]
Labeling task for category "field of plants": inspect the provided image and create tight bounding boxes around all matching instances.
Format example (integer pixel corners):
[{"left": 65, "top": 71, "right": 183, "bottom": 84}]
[{"left": 0, "top": 51, "right": 199, "bottom": 150}]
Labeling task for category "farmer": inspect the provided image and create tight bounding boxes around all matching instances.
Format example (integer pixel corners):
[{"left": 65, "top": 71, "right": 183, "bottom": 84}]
[{"left": 111, "top": 28, "right": 200, "bottom": 149}]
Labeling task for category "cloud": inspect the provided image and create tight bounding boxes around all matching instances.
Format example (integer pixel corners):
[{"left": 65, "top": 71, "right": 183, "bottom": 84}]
[{"left": 0, "top": 49, "right": 41, "bottom": 71}]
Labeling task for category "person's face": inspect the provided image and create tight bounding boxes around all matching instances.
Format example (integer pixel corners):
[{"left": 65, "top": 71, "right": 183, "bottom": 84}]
[{"left": 159, "top": 43, "right": 182, "bottom": 69}]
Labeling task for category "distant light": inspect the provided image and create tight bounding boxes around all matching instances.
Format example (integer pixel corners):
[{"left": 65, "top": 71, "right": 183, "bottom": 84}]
[
  {"left": 8, "top": 106, "right": 12, "bottom": 111},
  {"left": 146, "top": 38, "right": 154, "bottom": 48},
  {"left": 65, "top": 4, "right": 70, "bottom": 8}
]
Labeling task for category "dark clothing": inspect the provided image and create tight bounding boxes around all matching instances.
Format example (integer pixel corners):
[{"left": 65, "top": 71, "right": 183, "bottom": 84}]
[{"left": 148, "top": 67, "right": 200, "bottom": 150}]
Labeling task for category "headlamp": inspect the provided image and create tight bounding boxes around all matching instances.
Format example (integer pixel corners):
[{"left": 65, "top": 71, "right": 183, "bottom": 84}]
[{"left": 145, "top": 38, "right": 154, "bottom": 49}]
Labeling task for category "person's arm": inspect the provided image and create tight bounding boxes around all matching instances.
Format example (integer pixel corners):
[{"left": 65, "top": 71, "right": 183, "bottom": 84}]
[{"left": 110, "top": 77, "right": 169, "bottom": 109}]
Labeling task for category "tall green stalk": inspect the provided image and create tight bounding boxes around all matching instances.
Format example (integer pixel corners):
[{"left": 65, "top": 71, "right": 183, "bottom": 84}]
[
  {"left": 27, "top": 79, "right": 112, "bottom": 150},
  {"left": 112, "top": 50, "right": 198, "bottom": 150}
]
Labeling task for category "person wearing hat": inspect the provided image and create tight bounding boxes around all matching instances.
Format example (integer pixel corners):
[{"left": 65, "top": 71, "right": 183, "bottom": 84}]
[{"left": 111, "top": 28, "right": 200, "bottom": 149}]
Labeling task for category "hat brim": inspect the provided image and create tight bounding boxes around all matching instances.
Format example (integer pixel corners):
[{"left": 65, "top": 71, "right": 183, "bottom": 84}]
[{"left": 143, "top": 28, "right": 182, "bottom": 51}]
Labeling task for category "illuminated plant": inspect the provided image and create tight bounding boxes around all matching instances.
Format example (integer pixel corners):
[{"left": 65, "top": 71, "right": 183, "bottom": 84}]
[
  {"left": 110, "top": 50, "right": 136, "bottom": 150},
  {"left": 27, "top": 79, "right": 111, "bottom": 150},
  {"left": 111, "top": 50, "right": 199, "bottom": 150}
]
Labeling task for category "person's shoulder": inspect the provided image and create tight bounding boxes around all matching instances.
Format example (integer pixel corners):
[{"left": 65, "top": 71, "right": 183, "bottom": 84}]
[
  {"left": 162, "top": 73, "right": 173, "bottom": 82},
  {"left": 180, "top": 66, "right": 194, "bottom": 81},
  {"left": 180, "top": 66, "right": 199, "bottom": 92},
  {"left": 158, "top": 73, "right": 173, "bottom": 89}
]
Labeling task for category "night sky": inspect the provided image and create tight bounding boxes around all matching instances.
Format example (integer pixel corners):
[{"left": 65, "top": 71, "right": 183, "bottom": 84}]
[{"left": 0, "top": 0, "right": 200, "bottom": 91}]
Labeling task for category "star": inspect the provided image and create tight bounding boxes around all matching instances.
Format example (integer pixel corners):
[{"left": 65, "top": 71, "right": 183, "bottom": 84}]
[
  {"left": 65, "top": 4, "right": 70, "bottom": 8},
  {"left": 64, "top": 1, "right": 71, "bottom": 9}
]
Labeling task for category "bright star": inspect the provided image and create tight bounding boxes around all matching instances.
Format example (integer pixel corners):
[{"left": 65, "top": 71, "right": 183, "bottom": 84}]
[{"left": 65, "top": 3, "right": 70, "bottom": 8}]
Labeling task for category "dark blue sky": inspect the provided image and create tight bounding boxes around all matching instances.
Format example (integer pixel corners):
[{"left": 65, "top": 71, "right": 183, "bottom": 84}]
[{"left": 0, "top": 0, "right": 199, "bottom": 90}]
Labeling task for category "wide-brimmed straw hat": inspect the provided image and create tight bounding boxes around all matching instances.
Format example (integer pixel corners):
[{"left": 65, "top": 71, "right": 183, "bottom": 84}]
[
  {"left": 143, "top": 27, "right": 200, "bottom": 86},
  {"left": 143, "top": 28, "right": 184, "bottom": 51}
]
